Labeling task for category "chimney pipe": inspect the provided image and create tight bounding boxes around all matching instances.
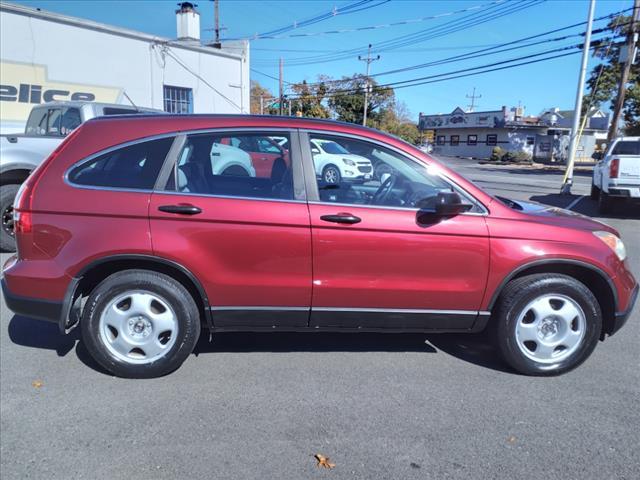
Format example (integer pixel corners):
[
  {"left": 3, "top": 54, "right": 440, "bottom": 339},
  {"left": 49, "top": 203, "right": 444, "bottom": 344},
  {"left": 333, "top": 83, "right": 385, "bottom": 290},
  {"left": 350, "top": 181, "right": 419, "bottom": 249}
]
[{"left": 176, "top": 2, "right": 200, "bottom": 41}]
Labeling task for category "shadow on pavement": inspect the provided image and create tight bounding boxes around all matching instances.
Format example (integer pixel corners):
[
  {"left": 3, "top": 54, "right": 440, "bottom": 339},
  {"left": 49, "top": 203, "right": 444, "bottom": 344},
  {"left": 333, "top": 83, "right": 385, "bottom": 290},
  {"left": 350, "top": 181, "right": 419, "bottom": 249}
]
[
  {"left": 8, "top": 315, "right": 77, "bottom": 356},
  {"left": 530, "top": 194, "right": 640, "bottom": 219},
  {"left": 8, "top": 315, "right": 513, "bottom": 374},
  {"left": 476, "top": 165, "right": 593, "bottom": 178}
]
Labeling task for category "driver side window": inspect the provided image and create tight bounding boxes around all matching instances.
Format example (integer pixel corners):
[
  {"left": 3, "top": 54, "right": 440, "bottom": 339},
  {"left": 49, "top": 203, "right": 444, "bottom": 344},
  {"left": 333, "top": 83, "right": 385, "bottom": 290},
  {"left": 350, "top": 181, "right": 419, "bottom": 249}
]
[{"left": 309, "top": 134, "right": 461, "bottom": 210}]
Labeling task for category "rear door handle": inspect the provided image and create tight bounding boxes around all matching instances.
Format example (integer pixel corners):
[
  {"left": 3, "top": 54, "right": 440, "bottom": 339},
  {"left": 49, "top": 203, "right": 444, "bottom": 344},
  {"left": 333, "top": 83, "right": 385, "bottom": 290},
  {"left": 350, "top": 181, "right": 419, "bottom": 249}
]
[
  {"left": 158, "top": 204, "right": 202, "bottom": 215},
  {"left": 320, "top": 213, "right": 361, "bottom": 224}
]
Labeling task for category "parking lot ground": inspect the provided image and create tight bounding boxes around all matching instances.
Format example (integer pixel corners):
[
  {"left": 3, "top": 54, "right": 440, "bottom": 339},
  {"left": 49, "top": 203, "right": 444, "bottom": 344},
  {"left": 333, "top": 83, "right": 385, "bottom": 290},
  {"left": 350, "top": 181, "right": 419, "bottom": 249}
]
[{"left": 1, "top": 157, "right": 639, "bottom": 479}]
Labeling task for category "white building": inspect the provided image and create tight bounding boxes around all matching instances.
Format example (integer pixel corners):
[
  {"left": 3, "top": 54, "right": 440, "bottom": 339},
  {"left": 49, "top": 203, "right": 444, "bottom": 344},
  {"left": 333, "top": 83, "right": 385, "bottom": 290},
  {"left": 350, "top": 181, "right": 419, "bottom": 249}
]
[
  {"left": 0, "top": 1, "right": 250, "bottom": 133},
  {"left": 419, "top": 106, "right": 610, "bottom": 162}
]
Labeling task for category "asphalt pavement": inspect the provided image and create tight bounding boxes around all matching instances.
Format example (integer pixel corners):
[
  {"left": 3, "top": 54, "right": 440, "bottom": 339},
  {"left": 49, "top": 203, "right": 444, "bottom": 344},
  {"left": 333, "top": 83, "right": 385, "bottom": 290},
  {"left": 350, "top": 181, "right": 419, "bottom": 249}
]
[{"left": 1, "top": 157, "right": 638, "bottom": 479}]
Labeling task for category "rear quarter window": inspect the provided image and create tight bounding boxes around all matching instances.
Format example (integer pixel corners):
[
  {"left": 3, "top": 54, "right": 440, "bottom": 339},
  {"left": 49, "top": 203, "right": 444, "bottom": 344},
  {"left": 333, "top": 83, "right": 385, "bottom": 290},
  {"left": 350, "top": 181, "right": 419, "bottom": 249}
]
[
  {"left": 611, "top": 141, "right": 640, "bottom": 155},
  {"left": 68, "top": 137, "right": 174, "bottom": 190}
]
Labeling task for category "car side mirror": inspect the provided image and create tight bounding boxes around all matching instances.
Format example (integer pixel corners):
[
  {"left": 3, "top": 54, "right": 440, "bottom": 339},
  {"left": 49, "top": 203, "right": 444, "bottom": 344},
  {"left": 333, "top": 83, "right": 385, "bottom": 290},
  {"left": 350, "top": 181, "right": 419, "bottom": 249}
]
[
  {"left": 311, "top": 148, "right": 320, "bottom": 155},
  {"left": 417, "top": 192, "right": 472, "bottom": 216}
]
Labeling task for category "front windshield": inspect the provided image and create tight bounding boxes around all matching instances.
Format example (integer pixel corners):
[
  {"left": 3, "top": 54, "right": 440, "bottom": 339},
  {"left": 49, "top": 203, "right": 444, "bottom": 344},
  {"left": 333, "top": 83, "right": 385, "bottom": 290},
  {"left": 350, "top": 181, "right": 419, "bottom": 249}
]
[{"left": 319, "top": 140, "right": 349, "bottom": 155}]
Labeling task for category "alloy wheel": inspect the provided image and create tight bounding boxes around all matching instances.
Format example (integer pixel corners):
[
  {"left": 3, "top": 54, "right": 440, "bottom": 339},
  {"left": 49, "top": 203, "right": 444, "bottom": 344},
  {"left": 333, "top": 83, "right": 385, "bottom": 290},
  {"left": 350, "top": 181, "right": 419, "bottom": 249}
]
[
  {"left": 98, "top": 290, "right": 178, "bottom": 364},
  {"left": 514, "top": 294, "right": 586, "bottom": 364}
]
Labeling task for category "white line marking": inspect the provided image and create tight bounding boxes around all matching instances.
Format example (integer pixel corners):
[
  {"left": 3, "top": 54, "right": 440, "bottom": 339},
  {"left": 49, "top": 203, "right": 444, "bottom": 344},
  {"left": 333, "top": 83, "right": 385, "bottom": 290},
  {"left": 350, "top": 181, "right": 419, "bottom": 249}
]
[{"left": 566, "top": 195, "right": 586, "bottom": 211}]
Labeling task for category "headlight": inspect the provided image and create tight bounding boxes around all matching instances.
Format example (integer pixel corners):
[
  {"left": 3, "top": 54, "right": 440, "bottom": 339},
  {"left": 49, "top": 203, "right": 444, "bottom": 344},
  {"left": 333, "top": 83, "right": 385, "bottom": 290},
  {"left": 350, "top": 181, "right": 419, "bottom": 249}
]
[
  {"left": 593, "top": 231, "right": 626, "bottom": 261},
  {"left": 342, "top": 158, "right": 356, "bottom": 166}
]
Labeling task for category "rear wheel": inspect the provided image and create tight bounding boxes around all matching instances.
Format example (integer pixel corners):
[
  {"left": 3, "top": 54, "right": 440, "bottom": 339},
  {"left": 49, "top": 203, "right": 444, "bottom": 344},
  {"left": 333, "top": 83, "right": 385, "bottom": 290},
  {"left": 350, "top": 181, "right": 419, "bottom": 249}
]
[
  {"left": 590, "top": 182, "right": 599, "bottom": 200},
  {"left": 492, "top": 274, "right": 601, "bottom": 376},
  {"left": 81, "top": 270, "right": 201, "bottom": 378},
  {"left": 0, "top": 184, "right": 18, "bottom": 252}
]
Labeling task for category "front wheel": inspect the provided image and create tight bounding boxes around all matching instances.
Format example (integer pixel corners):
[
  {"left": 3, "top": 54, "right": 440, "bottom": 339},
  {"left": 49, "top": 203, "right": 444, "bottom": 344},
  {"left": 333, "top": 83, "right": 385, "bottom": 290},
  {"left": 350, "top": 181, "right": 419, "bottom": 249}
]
[
  {"left": 492, "top": 273, "right": 601, "bottom": 376},
  {"left": 81, "top": 270, "right": 201, "bottom": 378},
  {"left": 322, "top": 165, "right": 341, "bottom": 184}
]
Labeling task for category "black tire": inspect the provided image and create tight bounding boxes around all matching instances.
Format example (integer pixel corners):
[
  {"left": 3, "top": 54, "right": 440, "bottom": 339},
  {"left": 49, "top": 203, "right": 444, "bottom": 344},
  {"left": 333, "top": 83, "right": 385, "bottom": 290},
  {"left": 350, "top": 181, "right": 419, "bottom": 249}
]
[
  {"left": 322, "top": 165, "right": 341, "bottom": 184},
  {"left": 598, "top": 189, "right": 613, "bottom": 214},
  {"left": 222, "top": 165, "right": 249, "bottom": 176},
  {"left": 590, "top": 182, "right": 599, "bottom": 200},
  {"left": 0, "top": 184, "right": 19, "bottom": 253},
  {"left": 81, "top": 270, "right": 201, "bottom": 378},
  {"left": 491, "top": 273, "right": 602, "bottom": 376}
]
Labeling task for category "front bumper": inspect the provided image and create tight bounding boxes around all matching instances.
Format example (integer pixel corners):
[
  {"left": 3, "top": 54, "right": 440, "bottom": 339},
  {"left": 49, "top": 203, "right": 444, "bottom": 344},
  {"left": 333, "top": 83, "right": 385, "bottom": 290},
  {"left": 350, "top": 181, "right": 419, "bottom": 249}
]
[
  {"left": 610, "top": 283, "right": 639, "bottom": 336},
  {"left": 1, "top": 278, "right": 62, "bottom": 324}
]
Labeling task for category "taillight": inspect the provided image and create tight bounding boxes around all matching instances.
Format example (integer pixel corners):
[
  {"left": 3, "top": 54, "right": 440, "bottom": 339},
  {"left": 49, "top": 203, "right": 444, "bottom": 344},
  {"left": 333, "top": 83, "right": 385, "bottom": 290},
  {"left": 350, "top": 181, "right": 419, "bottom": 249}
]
[
  {"left": 13, "top": 211, "right": 32, "bottom": 234},
  {"left": 609, "top": 158, "right": 620, "bottom": 178}
]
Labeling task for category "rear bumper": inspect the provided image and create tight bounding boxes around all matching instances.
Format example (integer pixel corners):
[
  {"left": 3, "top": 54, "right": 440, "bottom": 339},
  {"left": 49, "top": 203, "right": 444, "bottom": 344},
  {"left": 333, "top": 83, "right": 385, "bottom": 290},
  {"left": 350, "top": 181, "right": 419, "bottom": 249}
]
[
  {"left": 610, "top": 283, "right": 639, "bottom": 336},
  {"left": 1, "top": 278, "right": 61, "bottom": 324}
]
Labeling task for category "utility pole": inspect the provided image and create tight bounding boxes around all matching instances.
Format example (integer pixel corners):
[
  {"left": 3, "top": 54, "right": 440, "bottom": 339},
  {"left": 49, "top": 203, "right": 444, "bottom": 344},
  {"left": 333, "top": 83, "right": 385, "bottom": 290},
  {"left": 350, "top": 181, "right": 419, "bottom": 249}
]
[
  {"left": 260, "top": 95, "right": 264, "bottom": 115},
  {"left": 606, "top": 0, "right": 639, "bottom": 143},
  {"left": 358, "top": 44, "right": 380, "bottom": 126},
  {"left": 561, "top": 0, "right": 596, "bottom": 195},
  {"left": 213, "top": 0, "right": 221, "bottom": 48},
  {"left": 466, "top": 87, "right": 482, "bottom": 112},
  {"left": 279, "top": 58, "right": 284, "bottom": 115}
]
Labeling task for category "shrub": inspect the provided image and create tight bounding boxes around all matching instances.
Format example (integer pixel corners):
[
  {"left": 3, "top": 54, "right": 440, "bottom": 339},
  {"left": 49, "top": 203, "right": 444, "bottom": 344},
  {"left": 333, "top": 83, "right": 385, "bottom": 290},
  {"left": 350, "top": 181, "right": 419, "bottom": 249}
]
[
  {"left": 490, "top": 147, "right": 504, "bottom": 161},
  {"left": 501, "top": 150, "right": 532, "bottom": 163}
]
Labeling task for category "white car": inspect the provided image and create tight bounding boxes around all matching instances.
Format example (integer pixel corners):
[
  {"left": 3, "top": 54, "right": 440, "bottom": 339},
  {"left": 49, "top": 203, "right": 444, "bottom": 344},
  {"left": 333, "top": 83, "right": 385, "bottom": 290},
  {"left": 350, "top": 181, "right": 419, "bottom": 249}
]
[
  {"left": 591, "top": 136, "right": 639, "bottom": 213},
  {"left": 310, "top": 139, "right": 373, "bottom": 184}
]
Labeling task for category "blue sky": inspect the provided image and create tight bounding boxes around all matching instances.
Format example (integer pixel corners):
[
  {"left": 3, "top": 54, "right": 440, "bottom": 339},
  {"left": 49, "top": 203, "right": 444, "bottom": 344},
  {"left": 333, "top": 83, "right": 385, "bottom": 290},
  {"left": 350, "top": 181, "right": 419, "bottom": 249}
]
[{"left": 15, "top": 0, "right": 630, "bottom": 118}]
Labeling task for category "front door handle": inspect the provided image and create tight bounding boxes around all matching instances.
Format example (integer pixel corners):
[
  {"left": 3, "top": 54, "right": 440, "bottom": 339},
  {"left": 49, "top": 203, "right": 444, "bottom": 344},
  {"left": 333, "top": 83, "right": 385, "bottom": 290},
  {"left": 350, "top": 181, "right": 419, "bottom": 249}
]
[
  {"left": 158, "top": 204, "right": 202, "bottom": 215},
  {"left": 320, "top": 213, "right": 361, "bottom": 224}
]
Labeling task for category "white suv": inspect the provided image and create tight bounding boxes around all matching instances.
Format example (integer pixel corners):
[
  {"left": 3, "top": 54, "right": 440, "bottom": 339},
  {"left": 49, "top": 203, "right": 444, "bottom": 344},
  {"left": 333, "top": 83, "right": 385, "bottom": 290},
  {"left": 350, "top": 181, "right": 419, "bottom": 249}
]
[{"left": 311, "top": 139, "right": 373, "bottom": 184}]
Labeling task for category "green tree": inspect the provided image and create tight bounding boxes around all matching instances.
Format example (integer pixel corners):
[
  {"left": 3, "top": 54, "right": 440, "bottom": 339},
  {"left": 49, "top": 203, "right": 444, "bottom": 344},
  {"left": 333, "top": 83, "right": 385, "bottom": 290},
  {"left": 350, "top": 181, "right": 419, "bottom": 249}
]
[
  {"left": 250, "top": 80, "right": 277, "bottom": 114},
  {"left": 327, "top": 75, "right": 394, "bottom": 125},
  {"left": 582, "top": 15, "right": 639, "bottom": 135},
  {"left": 374, "top": 100, "right": 421, "bottom": 144},
  {"left": 290, "top": 77, "right": 331, "bottom": 118}
]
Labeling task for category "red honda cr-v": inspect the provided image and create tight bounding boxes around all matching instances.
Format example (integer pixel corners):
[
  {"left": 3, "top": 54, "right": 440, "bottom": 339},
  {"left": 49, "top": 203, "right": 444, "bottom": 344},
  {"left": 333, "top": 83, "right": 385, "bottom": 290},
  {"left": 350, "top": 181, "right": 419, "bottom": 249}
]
[{"left": 2, "top": 115, "right": 637, "bottom": 378}]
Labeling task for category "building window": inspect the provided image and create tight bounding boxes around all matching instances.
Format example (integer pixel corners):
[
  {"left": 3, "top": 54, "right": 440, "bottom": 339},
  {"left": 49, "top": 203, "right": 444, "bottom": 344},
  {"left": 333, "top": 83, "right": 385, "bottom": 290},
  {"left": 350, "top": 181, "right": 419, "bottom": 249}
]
[
  {"left": 163, "top": 85, "right": 193, "bottom": 114},
  {"left": 450, "top": 135, "right": 460, "bottom": 146},
  {"left": 436, "top": 135, "right": 445, "bottom": 145},
  {"left": 467, "top": 135, "right": 477, "bottom": 145},
  {"left": 486, "top": 134, "right": 497, "bottom": 146},
  {"left": 526, "top": 136, "right": 535, "bottom": 146}
]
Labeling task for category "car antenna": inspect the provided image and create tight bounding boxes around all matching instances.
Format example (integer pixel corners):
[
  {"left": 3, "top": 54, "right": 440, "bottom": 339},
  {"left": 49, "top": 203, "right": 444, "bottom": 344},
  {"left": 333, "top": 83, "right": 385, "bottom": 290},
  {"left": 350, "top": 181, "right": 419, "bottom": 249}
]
[{"left": 122, "top": 91, "right": 139, "bottom": 112}]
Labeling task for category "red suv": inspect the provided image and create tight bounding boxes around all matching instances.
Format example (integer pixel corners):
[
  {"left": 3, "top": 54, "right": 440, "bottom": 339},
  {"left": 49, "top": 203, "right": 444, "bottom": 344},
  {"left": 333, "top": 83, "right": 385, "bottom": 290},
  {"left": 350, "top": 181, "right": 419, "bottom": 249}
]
[{"left": 2, "top": 115, "right": 637, "bottom": 378}]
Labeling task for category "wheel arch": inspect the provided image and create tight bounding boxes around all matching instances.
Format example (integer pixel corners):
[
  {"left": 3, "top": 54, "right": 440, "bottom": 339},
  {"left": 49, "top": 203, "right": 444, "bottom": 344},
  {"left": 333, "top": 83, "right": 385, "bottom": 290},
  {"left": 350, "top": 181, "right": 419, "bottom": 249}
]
[
  {"left": 488, "top": 259, "right": 617, "bottom": 339},
  {"left": 66, "top": 255, "right": 211, "bottom": 332},
  {"left": 0, "top": 168, "right": 31, "bottom": 186}
]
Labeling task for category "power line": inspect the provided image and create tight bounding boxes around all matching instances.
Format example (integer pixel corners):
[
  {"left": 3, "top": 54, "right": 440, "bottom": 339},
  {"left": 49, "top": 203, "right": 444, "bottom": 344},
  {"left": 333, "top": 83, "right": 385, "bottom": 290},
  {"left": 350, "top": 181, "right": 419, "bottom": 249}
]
[
  {"left": 241, "top": 0, "right": 506, "bottom": 40},
  {"left": 255, "top": 0, "right": 544, "bottom": 66},
  {"left": 223, "top": 0, "right": 388, "bottom": 41},
  {"left": 271, "top": 9, "right": 631, "bottom": 88},
  {"left": 282, "top": 40, "right": 607, "bottom": 100}
]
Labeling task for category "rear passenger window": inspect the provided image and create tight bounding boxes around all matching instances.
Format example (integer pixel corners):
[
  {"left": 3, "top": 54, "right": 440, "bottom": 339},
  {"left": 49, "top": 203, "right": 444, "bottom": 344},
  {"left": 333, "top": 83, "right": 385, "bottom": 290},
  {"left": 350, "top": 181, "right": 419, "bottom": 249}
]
[
  {"left": 68, "top": 137, "right": 173, "bottom": 189},
  {"left": 168, "top": 132, "right": 294, "bottom": 200}
]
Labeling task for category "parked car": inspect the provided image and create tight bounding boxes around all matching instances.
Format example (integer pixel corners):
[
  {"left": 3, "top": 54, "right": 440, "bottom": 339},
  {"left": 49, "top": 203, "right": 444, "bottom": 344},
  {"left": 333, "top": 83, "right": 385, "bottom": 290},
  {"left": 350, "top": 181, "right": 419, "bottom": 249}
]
[
  {"left": 0, "top": 101, "right": 162, "bottom": 251},
  {"left": 2, "top": 115, "right": 637, "bottom": 378},
  {"left": 591, "top": 137, "right": 640, "bottom": 213},
  {"left": 310, "top": 138, "right": 373, "bottom": 184},
  {"left": 216, "top": 135, "right": 288, "bottom": 178}
]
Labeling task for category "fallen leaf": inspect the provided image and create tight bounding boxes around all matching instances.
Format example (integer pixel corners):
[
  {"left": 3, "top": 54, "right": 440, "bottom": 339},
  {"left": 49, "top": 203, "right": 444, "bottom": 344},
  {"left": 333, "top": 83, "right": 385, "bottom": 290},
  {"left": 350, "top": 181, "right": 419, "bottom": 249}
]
[
  {"left": 314, "top": 454, "right": 335, "bottom": 469},
  {"left": 507, "top": 435, "right": 516, "bottom": 444},
  {"left": 32, "top": 380, "right": 43, "bottom": 389}
]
